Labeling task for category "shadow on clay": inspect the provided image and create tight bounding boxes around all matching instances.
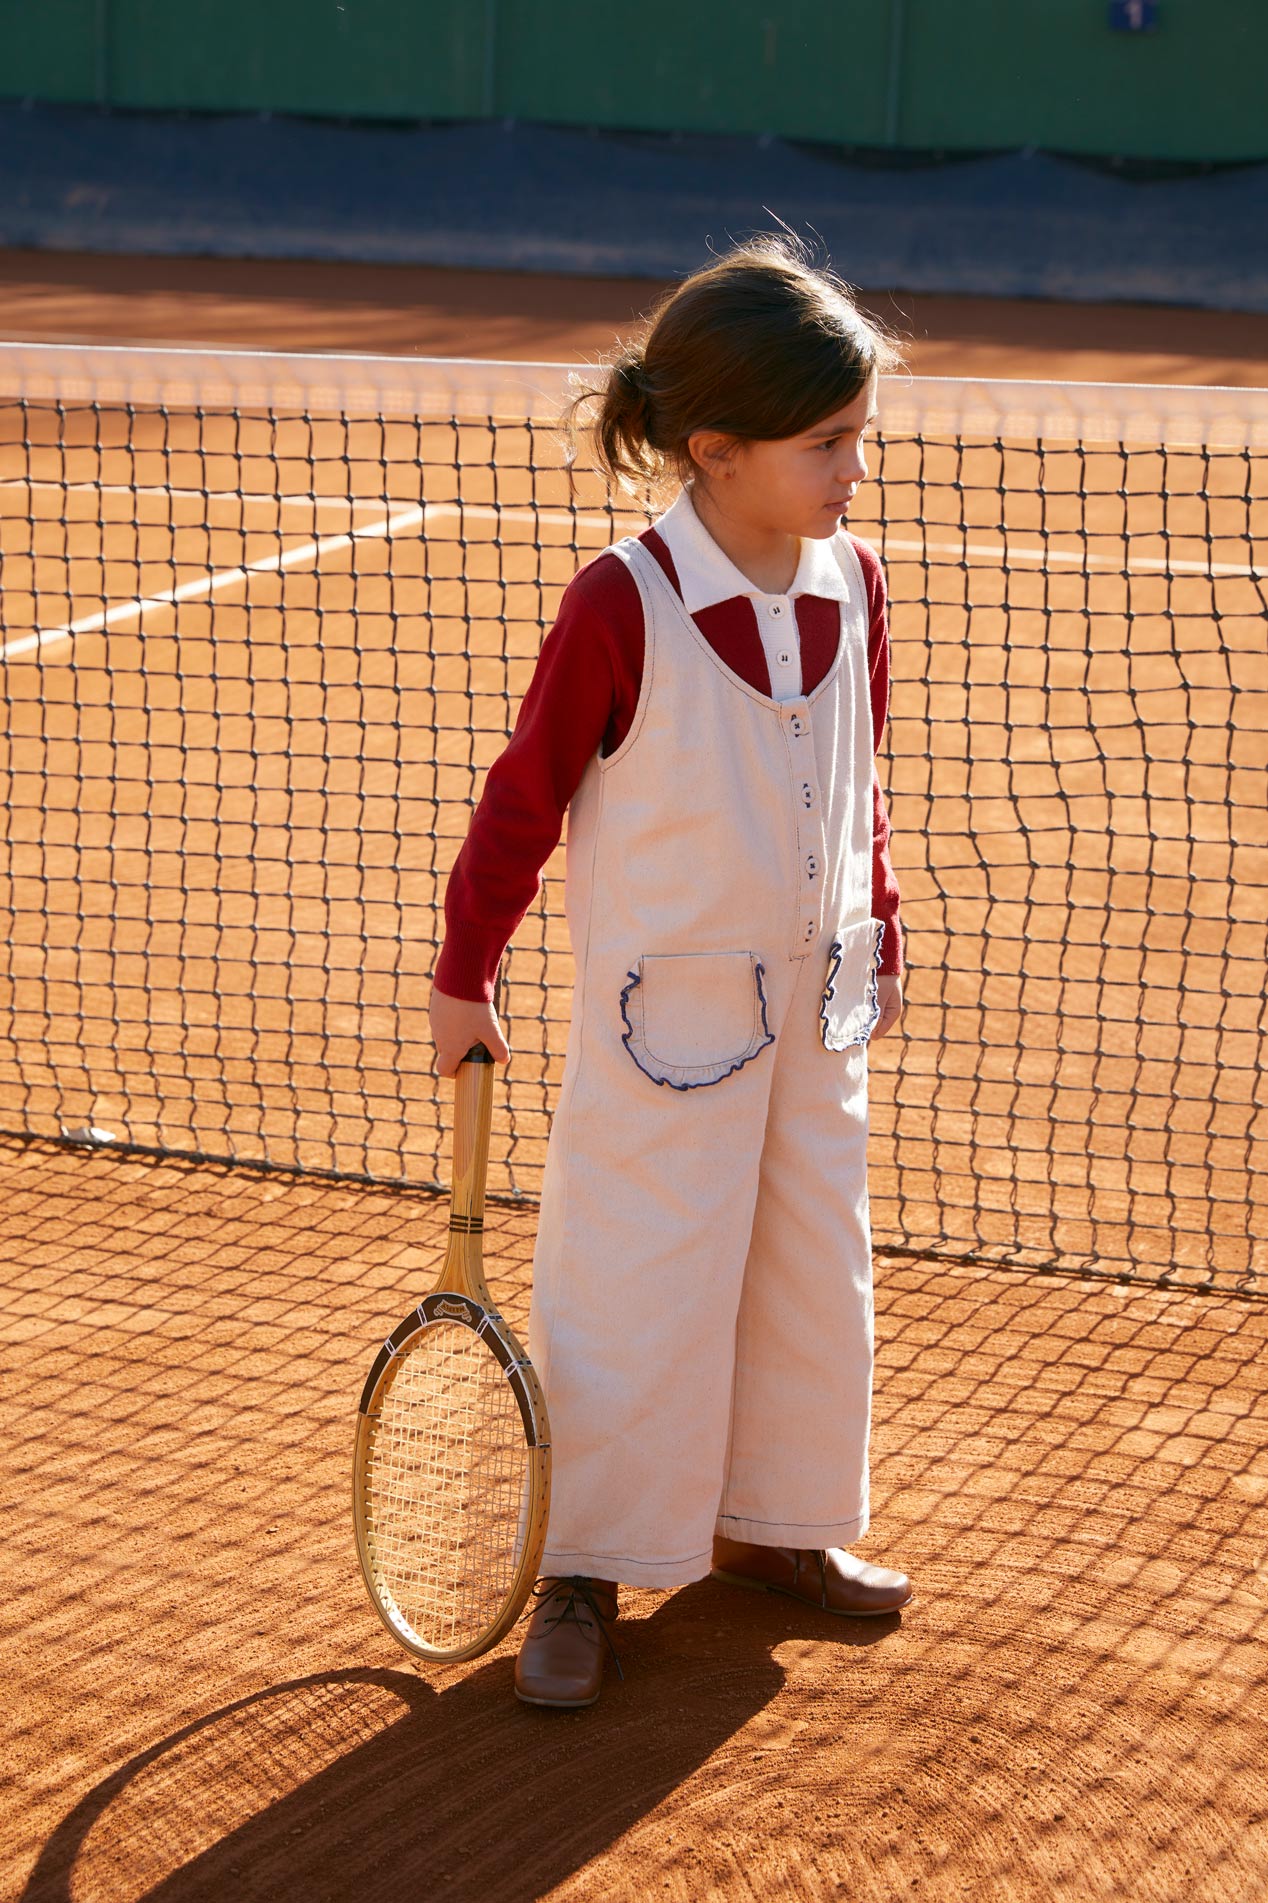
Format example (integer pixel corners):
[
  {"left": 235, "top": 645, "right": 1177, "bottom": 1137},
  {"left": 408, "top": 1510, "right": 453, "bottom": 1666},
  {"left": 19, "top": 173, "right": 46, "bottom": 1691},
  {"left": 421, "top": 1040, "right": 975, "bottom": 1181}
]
[{"left": 22, "top": 1584, "right": 903, "bottom": 1903}]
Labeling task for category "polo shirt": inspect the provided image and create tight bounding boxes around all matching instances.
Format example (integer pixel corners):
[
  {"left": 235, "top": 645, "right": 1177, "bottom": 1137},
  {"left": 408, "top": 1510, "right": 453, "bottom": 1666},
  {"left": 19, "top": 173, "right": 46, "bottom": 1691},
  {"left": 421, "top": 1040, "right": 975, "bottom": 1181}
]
[{"left": 435, "top": 488, "right": 903, "bottom": 1004}]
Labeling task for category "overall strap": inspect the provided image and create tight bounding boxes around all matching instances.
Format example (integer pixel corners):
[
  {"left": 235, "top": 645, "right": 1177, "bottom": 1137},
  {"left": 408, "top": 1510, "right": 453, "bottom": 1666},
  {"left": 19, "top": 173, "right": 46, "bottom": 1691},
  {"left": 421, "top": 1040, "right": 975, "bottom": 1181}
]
[
  {"left": 829, "top": 528, "right": 868, "bottom": 603},
  {"left": 605, "top": 532, "right": 703, "bottom": 643}
]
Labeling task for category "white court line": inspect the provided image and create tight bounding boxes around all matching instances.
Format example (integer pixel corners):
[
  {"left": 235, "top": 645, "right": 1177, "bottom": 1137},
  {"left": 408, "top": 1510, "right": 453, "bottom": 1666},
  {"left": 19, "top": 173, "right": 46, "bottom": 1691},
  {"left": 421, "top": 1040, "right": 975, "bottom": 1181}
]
[
  {"left": 3, "top": 476, "right": 590, "bottom": 520},
  {"left": 0, "top": 502, "right": 424, "bottom": 662},
  {"left": 4, "top": 478, "right": 1258, "bottom": 578},
  {"left": 0, "top": 477, "right": 387, "bottom": 511},
  {"left": 877, "top": 534, "right": 1261, "bottom": 580},
  {"left": 3, "top": 504, "right": 1261, "bottom": 666},
  {"left": 5, "top": 473, "right": 1261, "bottom": 573}
]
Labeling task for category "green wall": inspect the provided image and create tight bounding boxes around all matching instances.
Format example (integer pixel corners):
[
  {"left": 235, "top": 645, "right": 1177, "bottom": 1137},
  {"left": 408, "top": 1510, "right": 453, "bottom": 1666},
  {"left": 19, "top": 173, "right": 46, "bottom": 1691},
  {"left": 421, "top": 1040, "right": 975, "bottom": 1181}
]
[{"left": 1, "top": 0, "right": 1262, "bottom": 162}]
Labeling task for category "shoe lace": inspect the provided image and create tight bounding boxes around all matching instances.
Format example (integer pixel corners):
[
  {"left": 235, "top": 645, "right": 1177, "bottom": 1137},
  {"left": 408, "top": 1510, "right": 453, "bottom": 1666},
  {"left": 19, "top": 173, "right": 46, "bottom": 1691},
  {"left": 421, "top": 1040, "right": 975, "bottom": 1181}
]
[{"left": 527, "top": 1574, "right": 625, "bottom": 1682}]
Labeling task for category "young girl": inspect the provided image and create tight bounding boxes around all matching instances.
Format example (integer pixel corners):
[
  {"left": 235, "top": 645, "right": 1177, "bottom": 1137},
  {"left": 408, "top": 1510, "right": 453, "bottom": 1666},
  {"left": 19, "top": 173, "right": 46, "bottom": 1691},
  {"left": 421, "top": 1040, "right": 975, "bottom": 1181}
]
[{"left": 430, "top": 236, "right": 910, "bottom": 1709}]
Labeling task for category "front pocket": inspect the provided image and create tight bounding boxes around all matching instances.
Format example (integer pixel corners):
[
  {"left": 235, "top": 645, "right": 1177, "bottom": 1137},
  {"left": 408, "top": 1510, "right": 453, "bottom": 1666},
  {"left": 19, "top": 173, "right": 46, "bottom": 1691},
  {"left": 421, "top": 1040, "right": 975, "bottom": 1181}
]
[
  {"left": 820, "top": 918, "right": 886, "bottom": 1051},
  {"left": 620, "top": 951, "right": 775, "bottom": 1090}
]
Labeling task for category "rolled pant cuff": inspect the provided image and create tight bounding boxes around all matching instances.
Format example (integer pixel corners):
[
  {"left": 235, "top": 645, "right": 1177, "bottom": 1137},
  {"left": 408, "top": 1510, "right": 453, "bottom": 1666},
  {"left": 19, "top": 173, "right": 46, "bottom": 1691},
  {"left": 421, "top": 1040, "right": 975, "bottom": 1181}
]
[
  {"left": 539, "top": 1546, "right": 714, "bottom": 1590},
  {"left": 714, "top": 1509, "right": 869, "bottom": 1547}
]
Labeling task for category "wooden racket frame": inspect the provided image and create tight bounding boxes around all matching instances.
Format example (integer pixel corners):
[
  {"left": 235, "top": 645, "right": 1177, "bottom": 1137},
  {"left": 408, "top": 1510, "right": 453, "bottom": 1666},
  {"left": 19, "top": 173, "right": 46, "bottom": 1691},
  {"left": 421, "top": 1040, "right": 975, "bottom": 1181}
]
[{"left": 353, "top": 1043, "right": 552, "bottom": 1663}]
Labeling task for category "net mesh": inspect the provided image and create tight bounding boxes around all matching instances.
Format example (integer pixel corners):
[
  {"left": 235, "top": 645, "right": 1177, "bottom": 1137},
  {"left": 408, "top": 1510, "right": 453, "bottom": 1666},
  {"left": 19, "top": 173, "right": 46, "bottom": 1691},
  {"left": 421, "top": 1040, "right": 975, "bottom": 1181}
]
[
  {"left": 0, "top": 345, "right": 1265, "bottom": 1296},
  {"left": 359, "top": 1319, "right": 531, "bottom": 1654}
]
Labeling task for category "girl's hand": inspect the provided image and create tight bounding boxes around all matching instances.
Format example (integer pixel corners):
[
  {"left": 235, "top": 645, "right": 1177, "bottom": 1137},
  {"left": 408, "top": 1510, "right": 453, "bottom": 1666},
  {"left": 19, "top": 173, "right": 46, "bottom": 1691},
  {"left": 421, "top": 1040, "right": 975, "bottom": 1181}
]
[
  {"left": 429, "top": 986, "right": 511, "bottom": 1077},
  {"left": 872, "top": 973, "right": 904, "bottom": 1040}
]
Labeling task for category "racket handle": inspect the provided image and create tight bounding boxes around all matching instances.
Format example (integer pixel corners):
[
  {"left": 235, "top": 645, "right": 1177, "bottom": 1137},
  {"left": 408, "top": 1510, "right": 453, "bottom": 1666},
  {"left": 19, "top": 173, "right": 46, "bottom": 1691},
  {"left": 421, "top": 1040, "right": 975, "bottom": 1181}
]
[{"left": 452, "top": 1041, "right": 495, "bottom": 1224}]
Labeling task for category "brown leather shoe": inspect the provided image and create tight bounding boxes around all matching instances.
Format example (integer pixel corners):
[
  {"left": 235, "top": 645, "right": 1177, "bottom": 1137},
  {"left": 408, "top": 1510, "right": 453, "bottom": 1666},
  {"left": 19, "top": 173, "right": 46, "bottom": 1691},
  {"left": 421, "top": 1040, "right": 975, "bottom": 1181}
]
[
  {"left": 711, "top": 1536, "right": 912, "bottom": 1617},
  {"left": 513, "top": 1576, "right": 622, "bottom": 1709}
]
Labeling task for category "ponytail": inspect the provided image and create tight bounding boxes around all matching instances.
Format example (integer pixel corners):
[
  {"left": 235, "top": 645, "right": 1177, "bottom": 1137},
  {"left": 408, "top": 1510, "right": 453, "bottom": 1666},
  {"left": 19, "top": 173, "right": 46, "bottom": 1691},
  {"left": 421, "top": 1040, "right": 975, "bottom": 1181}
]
[{"left": 592, "top": 350, "right": 660, "bottom": 488}]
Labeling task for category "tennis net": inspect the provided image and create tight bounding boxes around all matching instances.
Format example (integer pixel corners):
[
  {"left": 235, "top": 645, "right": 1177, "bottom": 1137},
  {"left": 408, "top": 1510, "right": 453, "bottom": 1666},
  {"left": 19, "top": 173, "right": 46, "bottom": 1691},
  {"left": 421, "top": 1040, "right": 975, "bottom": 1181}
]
[{"left": 1, "top": 343, "right": 1265, "bottom": 1295}]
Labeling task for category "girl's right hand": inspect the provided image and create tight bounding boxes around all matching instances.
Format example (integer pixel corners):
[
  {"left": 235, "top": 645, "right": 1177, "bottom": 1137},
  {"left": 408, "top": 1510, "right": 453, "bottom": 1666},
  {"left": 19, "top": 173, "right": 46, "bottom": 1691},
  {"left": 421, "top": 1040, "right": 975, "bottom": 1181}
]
[{"left": 429, "top": 985, "right": 511, "bottom": 1077}]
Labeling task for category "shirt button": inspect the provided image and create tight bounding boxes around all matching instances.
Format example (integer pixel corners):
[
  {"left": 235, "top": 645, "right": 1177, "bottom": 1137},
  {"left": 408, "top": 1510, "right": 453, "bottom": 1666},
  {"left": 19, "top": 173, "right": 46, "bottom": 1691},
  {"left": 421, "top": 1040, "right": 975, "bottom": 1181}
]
[
  {"left": 770, "top": 603, "right": 783, "bottom": 617},
  {"left": 777, "top": 650, "right": 791, "bottom": 666}
]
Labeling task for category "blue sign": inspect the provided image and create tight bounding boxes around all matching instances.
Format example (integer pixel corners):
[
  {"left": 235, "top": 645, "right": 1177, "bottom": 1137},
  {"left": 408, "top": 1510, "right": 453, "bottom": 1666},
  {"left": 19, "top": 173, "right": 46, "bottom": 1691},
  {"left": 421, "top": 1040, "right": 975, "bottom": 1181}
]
[{"left": 1109, "top": 0, "right": 1159, "bottom": 29}]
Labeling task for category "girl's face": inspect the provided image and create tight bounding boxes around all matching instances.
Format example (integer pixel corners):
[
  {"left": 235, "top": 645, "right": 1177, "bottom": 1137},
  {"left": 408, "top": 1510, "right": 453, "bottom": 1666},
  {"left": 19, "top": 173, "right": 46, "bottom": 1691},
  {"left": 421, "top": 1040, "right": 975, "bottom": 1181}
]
[{"left": 692, "top": 374, "right": 879, "bottom": 543}]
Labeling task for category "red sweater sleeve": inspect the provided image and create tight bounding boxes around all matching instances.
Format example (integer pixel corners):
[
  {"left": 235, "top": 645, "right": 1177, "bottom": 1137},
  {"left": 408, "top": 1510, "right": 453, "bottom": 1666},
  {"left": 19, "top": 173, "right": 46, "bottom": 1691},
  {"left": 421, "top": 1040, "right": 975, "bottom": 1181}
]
[
  {"left": 850, "top": 535, "right": 905, "bottom": 977},
  {"left": 433, "top": 552, "right": 641, "bottom": 1003}
]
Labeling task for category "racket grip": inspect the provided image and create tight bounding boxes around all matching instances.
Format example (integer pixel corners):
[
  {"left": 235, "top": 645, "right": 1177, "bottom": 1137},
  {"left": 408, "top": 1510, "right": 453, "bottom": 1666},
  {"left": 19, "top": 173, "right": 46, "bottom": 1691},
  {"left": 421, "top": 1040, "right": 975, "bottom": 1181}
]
[{"left": 452, "top": 1041, "right": 495, "bottom": 1222}]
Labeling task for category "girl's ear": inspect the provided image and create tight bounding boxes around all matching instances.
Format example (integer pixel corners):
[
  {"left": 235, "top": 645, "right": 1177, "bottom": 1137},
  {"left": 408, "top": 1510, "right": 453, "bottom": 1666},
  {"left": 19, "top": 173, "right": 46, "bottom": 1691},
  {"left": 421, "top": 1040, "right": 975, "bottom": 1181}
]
[{"left": 687, "top": 429, "right": 740, "bottom": 479}]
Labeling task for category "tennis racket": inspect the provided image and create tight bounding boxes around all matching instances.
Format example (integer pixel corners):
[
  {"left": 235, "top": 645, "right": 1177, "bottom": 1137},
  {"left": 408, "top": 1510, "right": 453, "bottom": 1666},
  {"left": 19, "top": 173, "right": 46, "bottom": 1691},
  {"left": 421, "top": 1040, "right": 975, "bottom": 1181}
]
[{"left": 353, "top": 1042, "right": 551, "bottom": 1662}]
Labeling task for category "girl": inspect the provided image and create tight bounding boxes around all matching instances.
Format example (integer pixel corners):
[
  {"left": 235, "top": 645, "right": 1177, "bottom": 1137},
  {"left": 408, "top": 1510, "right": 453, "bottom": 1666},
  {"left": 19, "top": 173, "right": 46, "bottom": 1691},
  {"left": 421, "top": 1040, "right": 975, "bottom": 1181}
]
[{"left": 430, "top": 236, "right": 911, "bottom": 1709}]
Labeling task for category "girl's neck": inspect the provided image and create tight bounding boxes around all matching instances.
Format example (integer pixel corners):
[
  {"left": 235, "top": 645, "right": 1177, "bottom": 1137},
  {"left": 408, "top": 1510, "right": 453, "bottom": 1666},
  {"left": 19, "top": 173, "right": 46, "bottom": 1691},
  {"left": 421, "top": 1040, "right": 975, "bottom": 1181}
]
[{"left": 688, "top": 482, "right": 800, "bottom": 597}]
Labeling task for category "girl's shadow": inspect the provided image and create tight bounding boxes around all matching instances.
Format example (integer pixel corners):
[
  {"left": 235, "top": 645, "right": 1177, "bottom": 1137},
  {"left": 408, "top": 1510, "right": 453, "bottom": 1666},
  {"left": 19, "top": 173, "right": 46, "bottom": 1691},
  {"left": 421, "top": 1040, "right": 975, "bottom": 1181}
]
[{"left": 23, "top": 1579, "right": 902, "bottom": 1903}]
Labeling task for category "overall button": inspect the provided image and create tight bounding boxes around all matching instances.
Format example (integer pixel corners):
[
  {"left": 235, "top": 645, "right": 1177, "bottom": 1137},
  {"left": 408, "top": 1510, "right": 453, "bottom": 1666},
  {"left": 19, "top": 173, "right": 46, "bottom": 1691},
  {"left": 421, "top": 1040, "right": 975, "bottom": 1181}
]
[
  {"left": 801, "top": 782, "right": 814, "bottom": 807},
  {"left": 806, "top": 853, "right": 819, "bottom": 880},
  {"left": 803, "top": 920, "right": 816, "bottom": 943},
  {"left": 790, "top": 715, "right": 805, "bottom": 736}
]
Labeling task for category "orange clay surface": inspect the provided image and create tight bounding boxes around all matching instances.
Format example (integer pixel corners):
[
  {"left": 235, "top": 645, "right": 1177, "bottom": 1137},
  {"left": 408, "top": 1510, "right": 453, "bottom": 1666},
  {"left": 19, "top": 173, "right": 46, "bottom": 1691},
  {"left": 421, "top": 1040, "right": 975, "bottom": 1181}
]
[
  {"left": 3, "top": 1133, "right": 1267, "bottom": 1903},
  {"left": 3, "top": 258, "right": 1267, "bottom": 1901},
  {"left": 2, "top": 247, "right": 1268, "bottom": 387}
]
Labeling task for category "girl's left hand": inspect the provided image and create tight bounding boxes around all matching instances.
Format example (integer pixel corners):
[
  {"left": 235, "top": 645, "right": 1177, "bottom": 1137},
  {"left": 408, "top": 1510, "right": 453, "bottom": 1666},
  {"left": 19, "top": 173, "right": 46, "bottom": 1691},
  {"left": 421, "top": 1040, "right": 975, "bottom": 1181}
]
[{"left": 872, "top": 973, "right": 904, "bottom": 1040}]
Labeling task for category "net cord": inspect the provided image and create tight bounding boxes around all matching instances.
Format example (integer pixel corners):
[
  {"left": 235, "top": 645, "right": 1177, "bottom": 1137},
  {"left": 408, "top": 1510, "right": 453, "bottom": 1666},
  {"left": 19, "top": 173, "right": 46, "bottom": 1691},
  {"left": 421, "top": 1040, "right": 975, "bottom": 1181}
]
[{"left": 0, "top": 342, "right": 1265, "bottom": 446}]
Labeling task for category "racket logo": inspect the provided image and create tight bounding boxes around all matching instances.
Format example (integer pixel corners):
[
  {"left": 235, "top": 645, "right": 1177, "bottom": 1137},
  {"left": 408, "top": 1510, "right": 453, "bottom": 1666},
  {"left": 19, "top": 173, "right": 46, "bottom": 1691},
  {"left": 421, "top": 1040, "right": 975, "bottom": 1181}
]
[{"left": 433, "top": 1296, "right": 478, "bottom": 1325}]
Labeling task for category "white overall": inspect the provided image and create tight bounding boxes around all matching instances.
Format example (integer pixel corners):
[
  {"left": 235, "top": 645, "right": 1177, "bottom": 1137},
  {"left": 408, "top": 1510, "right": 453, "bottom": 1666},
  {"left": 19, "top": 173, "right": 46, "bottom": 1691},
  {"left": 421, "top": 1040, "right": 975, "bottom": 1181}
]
[{"left": 528, "top": 530, "right": 885, "bottom": 1590}]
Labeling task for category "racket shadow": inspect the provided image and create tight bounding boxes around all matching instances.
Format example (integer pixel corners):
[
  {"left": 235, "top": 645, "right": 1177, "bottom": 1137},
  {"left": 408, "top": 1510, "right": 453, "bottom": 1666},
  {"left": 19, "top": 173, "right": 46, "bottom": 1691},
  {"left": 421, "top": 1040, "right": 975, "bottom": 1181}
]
[{"left": 21, "top": 1588, "right": 902, "bottom": 1903}]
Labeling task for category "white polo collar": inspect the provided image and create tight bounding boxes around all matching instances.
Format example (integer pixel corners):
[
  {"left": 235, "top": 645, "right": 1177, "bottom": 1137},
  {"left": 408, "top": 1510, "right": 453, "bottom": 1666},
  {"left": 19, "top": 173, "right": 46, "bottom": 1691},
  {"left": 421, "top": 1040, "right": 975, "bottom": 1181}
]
[{"left": 653, "top": 485, "right": 851, "bottom": 614}]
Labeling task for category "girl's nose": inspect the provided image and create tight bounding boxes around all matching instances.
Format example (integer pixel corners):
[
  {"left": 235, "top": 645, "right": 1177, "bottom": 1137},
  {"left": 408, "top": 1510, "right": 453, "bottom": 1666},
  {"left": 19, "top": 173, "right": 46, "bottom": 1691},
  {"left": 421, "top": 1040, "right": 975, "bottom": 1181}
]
[{"left": 838, "top": 445, "right": 868, "bottom": 487}]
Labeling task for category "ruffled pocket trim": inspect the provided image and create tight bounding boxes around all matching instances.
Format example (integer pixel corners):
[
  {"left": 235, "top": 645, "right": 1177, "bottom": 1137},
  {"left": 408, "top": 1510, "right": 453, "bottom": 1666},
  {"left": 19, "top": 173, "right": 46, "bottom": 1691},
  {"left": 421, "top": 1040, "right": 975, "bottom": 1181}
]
[
  {"left": 620, "top": 950, "right": 775, "bottom": 1090},
  {"left": 820, "top": 918, "right": 886, "bottom": 1051}
]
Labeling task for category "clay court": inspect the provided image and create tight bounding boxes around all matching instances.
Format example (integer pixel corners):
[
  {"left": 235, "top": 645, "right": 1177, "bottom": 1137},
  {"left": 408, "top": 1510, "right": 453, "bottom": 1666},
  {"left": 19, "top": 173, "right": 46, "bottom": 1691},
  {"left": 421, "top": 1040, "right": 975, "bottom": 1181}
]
[{"left": 2, "top": 257, "right": 1267, "bottom": 1901}]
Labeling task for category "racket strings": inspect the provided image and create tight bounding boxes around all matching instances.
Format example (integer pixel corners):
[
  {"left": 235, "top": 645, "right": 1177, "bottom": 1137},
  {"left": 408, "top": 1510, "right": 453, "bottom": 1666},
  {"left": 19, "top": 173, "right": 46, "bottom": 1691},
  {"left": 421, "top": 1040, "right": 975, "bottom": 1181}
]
[{"left": 363, "top": 1320, "right": 532, "bottom": 1651}]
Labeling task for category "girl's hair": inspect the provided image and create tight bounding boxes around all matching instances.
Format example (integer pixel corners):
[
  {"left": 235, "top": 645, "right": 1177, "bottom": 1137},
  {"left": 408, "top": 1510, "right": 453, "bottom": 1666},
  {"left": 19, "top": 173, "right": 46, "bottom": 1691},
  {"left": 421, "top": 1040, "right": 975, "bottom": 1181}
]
[{"left": 570, "top": 233, "right": 902, "bottom": 492}]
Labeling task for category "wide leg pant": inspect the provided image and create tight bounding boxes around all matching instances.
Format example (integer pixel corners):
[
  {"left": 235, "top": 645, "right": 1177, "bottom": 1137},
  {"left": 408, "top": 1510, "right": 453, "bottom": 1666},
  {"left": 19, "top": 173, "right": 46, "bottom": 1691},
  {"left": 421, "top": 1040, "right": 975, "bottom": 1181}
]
[{"left": 528, "top": 944, "right": 875, "bottom": 1590}]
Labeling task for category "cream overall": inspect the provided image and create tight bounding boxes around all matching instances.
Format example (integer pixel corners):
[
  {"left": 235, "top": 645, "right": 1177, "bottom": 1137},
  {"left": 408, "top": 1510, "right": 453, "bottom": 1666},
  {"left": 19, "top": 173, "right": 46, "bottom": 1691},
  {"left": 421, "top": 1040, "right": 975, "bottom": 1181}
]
[{"left": 528, "top": 532, "right": 885, "bottom": 1590}]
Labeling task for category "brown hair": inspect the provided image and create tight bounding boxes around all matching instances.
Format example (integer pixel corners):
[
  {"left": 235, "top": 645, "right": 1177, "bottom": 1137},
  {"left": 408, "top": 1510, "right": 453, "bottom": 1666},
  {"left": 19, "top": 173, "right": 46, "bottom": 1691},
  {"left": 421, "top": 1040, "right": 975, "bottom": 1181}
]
[{"left": 570, "top": 233, "right": 901, "bottom": 493}]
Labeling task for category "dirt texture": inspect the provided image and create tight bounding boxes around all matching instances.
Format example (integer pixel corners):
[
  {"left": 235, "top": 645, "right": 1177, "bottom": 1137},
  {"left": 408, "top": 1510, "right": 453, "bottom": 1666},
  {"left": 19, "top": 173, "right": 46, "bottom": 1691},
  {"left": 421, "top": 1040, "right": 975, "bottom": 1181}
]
[
  {"left": 3, "top": 1133, "right": 1266, "bottom": 1903},
  {"left": 2, "top": 248, "right": 1267, "bottom": 387}
]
